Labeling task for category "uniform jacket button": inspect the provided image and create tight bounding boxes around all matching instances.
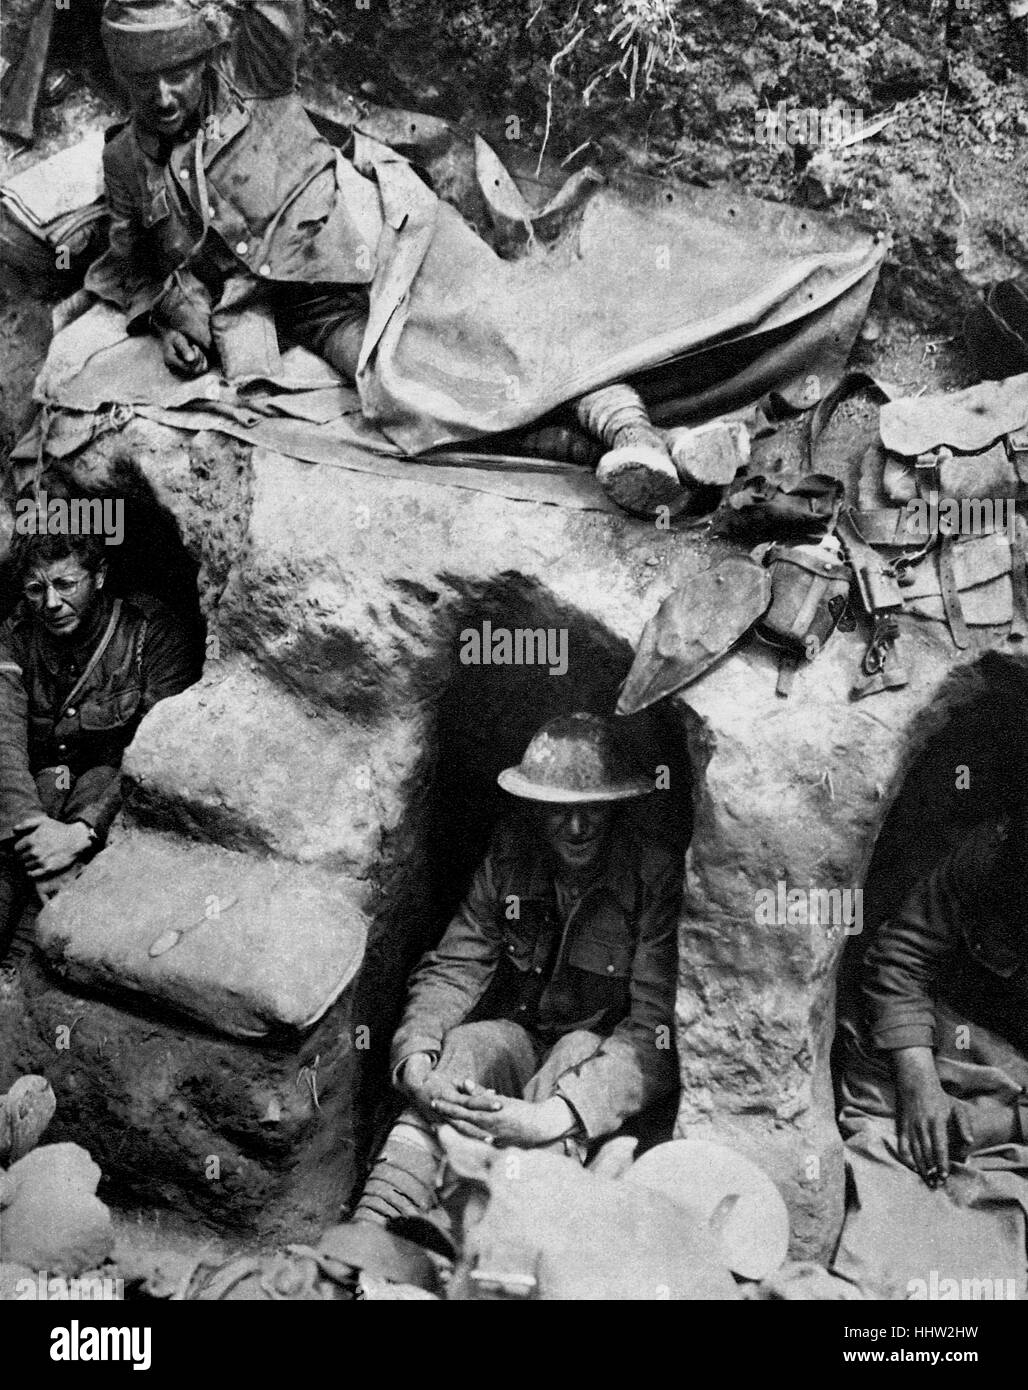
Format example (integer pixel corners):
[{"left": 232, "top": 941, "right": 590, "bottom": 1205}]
[
  {"left": 235, "top": 240, "right": 248, "bottom": 255},
  {"left": 258, "top": 262, "right": 272, "bottom": 277},
  {"left": 179, "top": 167, "right": 190, "bottom": 182},
  {"left": 66, "top": 706, "right": 76, "bottom": 717},
  {"left": 606, "top": 964, "right": 615, "bottom": 974},
  {"left": 533, "top": 965, "right": 542, "bottom": 975}
]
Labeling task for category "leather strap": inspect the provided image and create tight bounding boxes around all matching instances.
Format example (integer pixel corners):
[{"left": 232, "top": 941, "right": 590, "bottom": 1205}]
[
  {"left": 851, "top": 613, "right": 908, "bottom": 699},
  {"left": 937, "top": 534, "right": 970, "bottom": 649},
  {"left": 836, "top": 515, "right": 909, "bottom": 698},
  {"left": 58, "top": 597, "right": 123, "bottom": 720},
  {"left": 1010, "top": 513, "right": 1028, "bottom": 641},
  {"left": 836, "top": 511, "right": 905, "bottom": 616},
  {"left": 852, "top": 661, "right": 909, "bottom": 699},
  {"left": 806, "top": 370, "right": 893, "bottom": 471},
  {"left": 776, "top": 652, "right": 800, "bottom": 697},
  {"left": 914, "top": 453, "right": 941, "bottom": 499}
]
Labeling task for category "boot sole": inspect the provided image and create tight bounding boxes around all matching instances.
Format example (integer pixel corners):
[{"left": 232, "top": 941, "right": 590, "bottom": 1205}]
[{"left": 596, "top": 443, "right": 686, "bottom": 518}]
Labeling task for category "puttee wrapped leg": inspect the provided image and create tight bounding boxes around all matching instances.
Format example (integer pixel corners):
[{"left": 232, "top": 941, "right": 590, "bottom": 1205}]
[{"left": 575, "top": 383, "right": 686, "bottom": 517}]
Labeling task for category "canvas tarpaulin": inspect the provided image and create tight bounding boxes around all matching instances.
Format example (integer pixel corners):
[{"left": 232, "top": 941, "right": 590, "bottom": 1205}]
[
  {"left": 351, "top": 135, "right": 887, "bottom": 454},
  {"left": 21, "top": 123, "right": 886, "bottom": 474},
  {"left": 833, "top": 1004, "right": 1028, "bottom": 1300}
]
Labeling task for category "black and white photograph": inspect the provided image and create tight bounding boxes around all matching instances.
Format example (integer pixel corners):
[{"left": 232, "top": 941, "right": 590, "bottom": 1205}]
[{"left": 0, "top": 0, "right": 1026, "bottom": 1351}]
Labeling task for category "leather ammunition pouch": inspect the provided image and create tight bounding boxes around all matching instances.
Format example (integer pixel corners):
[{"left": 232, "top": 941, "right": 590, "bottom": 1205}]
[
  {"left": 837, "top": 507, "right": 1028, "bottom": 698},
  {"left": 726, "top": 472, "right": 844, "bottom": 538}
]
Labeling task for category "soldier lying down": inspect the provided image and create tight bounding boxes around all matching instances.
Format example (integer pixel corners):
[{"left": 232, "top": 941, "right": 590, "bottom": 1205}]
[
  {"left": 352, "top": 712, "right": 682, "bottom": 1223},
  {"left": 86, "top": 0, "right": 692, "bottom": 516}
]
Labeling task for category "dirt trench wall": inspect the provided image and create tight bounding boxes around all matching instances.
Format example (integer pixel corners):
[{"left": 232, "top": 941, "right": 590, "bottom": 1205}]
[{"left": 3, "top": 419, "right": 1021, "bottom": 1255}]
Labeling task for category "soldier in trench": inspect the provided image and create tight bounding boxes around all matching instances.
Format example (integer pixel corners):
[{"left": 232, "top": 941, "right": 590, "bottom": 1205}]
[
  {"left": 0, "top": 528, "right": 200, "bottom": 958},
  {"left": 85, "top": 0, "right": 688, "bottom": 516},
  {"left": 351, "top": 711, "right": 681, "bottom": 1224},
  {"left": 832, "top": 724, "right": 1028, "bottom": 1298}
]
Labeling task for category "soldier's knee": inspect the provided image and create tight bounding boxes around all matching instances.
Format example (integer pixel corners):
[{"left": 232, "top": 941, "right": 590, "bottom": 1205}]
[{"left": 548, "top": 1029, "right": 604, "bottom": 1063}]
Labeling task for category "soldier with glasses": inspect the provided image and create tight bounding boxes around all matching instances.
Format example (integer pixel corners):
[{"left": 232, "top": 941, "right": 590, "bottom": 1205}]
[{"left": 0, "top": 526, "right": 199, "bottom": 956}]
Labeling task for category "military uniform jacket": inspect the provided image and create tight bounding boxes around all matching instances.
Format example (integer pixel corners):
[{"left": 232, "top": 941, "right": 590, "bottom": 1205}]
[
  {"left": 84, "top": 1, "right": 376, "bottom": 341},
  {"left": 390, "top": 816, "right": 682, "bottom": 1140},
  {"left": 0, "top": 592, "right": 198, "bottom": 842},
  {"left": 863, "top": 824, "right": 1028, "bottom": 1057}
]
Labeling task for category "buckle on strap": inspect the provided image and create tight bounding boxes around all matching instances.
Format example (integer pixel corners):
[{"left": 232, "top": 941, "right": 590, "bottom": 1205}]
[{"left": 851, "top": 615, "right": 908, "bottom": 699}]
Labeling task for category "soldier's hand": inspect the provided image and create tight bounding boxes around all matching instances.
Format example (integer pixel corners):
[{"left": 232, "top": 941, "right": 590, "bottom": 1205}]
[
  {"left": 433, "top": 1091, "right": 576, "bottom": 1147},
  {"left": 893, "top": 1047, "right": 968, "bottom": 1187},
  {"left": 160, "top": 328, "right": 208, "bottom": 378},
  {"left": 398, "top": 1053, "right": 467, "bottom": 1115},
  {"left": 12, "top": 815, "right": 92, "bottom": 878}
]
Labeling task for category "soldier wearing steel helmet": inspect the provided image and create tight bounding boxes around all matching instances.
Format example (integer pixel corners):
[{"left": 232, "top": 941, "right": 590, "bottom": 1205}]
[{"left": 354, "top": 711, "right": 682, "bottom": 1224}]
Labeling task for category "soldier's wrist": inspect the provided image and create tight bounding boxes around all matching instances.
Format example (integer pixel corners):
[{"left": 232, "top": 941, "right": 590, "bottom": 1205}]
[
  {"left": 538, "top": 1096, "right": 580, "bottom": 1140},
  {"left": 71, "top": 820, "right": 99, "bottom": 855},
  {"left": 892, "top": 1046, "right": 937, "bottom": 1082}
]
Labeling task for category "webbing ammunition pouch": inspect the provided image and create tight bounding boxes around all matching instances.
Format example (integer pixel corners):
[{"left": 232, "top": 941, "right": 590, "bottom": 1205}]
[
  {"left": 837, "top": 508, "right": 1028, "bottom": 698},
  {"left": 879, "top": 374, "right": 1028, "bottom": 505}
]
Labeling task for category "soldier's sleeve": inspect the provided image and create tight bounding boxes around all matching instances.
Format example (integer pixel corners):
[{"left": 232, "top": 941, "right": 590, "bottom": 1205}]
[
  {"left": 61, "top": 765, "right": 124, "bottom": 844},
  {"left": 150, "top": 270, "right": 214, "bottom": 351},
  {"left": 223, "top": 0, "right": 305, "bottom": 97},
  {"left": 389, "top": 846, "right": 505, "bottom": 1077},
  {"left": 62, "top": 605, "right": 200, "bottom": 842},
  {"left": 84, "top": 136, "right": 173, "bottom": 332},
  {"left": 0, "top": 625, "right": 47, "bottom": 836},
  {"left": 862, "top": 850, "right": 966, "bottom": 1053},
  {"left": 555, "top": 856, "right": 681, "bottom": 1141}
]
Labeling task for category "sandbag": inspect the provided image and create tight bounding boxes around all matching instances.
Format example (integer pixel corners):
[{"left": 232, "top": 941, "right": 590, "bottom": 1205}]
[{"left": 34, "top": 831, "right": 367, "bottom": 1039}]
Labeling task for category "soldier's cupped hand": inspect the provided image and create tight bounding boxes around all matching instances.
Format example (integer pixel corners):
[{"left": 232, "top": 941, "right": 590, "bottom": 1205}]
[
  {"left": 160, "top": 328, "right": 209, "bottom": 378},
  {"left": 398, "top": 1052, "right": 478, "bottom": 1118},
  {"left": 12, "top": 815, "right": 92, "bottom": 879},
  {"left": 893, "top": 1046, "right": 975, "bottom": 1188},
  {"left": 433, "top": 1084, "right": 575, "bottom": 1148}
]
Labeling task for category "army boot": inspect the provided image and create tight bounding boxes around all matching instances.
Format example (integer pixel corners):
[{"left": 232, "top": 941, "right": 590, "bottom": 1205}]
[{"left": 575, "top": 383, "right": 685, "bottom": 518}]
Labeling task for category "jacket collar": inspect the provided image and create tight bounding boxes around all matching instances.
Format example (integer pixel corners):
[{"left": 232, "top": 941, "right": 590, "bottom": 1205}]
[
  {"left": 22, "top": 591, "right": 115, "bottom": 675},
  {"left": 509, "top": 813, "right": 644, "bottom": 917},
  {"left": 134, "top": 63, "right": 249, "bottom": 163}
]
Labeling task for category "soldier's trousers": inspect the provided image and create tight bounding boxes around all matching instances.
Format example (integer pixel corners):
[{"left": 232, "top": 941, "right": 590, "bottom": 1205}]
[
  {"left": 354, "top": 1021, "right": 604, "bottom": 1224},
  {"left": 274, "top": 285, "right": 370, "bottom": 383},
  {"left": 0, "top": 770, "right": 94, "bottom": 960}
]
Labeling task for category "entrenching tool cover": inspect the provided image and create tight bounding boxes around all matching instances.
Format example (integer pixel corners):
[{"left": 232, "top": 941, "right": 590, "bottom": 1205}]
[{"left": 617, "top": 558, "right": 772, "bottom": 715}]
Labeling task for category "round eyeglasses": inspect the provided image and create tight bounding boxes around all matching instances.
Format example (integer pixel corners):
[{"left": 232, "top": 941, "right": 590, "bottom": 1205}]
[{"left": 22, "top": 574, "right": 89, "bottom": 604}]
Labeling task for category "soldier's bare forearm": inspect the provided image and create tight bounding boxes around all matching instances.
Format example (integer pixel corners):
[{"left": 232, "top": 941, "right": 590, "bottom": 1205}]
[{"left": 892, "top": 1045, "right": 938, "bottom": 1085}]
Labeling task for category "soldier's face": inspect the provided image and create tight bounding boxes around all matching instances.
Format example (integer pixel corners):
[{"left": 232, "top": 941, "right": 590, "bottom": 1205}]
[
  {"left": 23, "top": 558, "right": 105, "bottom": 640},
  {"left": 536, "top": 803, "right": 615, "bottom": 874},
  {"left": 122, "top": 57, "right": 206, "bottom": 139}
]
